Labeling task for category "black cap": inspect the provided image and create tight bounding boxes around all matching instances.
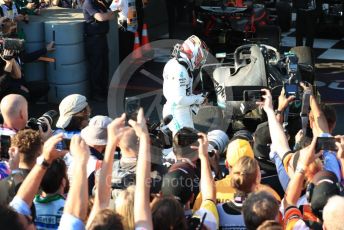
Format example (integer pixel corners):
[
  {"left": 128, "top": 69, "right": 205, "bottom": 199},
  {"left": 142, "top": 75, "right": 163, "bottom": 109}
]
[
  {"left": 253, "top": 122, "right": 276, "bottom": 174},
  {"left": 161, "top": 168, "right": 194, "bottom": 205},
  {"left": 232, "top": 129, "right": 253, "bottom": 142},
  {"left": 310, "top": 171, "right": 341, "bottom": 219}
]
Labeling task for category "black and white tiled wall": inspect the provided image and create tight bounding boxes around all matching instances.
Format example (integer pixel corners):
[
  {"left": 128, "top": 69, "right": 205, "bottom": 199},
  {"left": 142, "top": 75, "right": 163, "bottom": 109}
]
[{"left": 280, "top": 13, "right": 344, "bottom": 61}]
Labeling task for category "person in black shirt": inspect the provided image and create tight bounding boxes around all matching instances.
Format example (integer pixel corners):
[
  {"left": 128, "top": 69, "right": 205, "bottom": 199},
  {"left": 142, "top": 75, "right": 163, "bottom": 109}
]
[
  {"left": 293, "top": 0, "right": 321, "bottom": 48},
  {"left": 83, "top": 0, "right": 115, "bottom": 102}
]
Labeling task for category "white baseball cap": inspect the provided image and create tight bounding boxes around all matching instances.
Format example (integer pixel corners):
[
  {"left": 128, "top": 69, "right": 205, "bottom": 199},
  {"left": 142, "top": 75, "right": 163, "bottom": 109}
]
[
  {"left": 56, "top": 94, "right": 88, "bottom": 129},
  {"left": 81, "top": 115, "right": 113, "bottom": 146}
]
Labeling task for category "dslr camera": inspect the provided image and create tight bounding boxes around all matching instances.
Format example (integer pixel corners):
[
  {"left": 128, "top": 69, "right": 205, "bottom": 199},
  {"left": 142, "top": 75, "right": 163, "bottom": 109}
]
[
  {"left": 0, "top": 38, "right": 25, "bottom": 60},
  {"left": 26, "top": 110, "right": 58, "bottom": 132}
]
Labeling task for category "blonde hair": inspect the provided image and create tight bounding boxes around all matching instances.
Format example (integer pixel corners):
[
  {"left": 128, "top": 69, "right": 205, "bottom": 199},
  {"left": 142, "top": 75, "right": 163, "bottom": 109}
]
[
  {"left": 230, "top": 156, "right": 260, "bottom": 194},
  {"left": 114, "top": 185, "right": 135, "bottom": 230}
]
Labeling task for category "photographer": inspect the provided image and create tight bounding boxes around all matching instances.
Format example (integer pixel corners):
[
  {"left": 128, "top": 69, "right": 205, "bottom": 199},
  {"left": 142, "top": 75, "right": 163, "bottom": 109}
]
[
  {"left": 54, "top": 94, "right": 91, "bottom": 150},
  {"left": 0, "top": 38, "right": 55, "bottom": 103},
  {"left": 0, "top": 50, "right": 28, "bottom": 101}
]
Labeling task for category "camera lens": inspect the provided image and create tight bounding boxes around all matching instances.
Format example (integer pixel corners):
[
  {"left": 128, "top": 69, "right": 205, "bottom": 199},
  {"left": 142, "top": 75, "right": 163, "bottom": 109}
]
[
  {"left": 41, "top": 110, "right": 58, "bottom": 128},
  {"left": 26, "top": 118, "right": 40, "bottom": 131}
]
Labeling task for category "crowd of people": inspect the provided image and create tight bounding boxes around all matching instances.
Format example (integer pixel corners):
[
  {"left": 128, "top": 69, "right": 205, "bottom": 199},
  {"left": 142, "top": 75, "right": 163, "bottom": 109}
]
[
  {"left": 0, "top": 77, "right": 343, "bottom": 230},
  {"left": 0, "top": 0, "right": 343, "bottom": 229}
]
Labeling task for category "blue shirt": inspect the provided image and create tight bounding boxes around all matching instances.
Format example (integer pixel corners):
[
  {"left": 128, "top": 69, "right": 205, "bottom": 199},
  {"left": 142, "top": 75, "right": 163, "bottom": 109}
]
[{"left": 270, "top": 151, "right": 290, "bottom": 191}]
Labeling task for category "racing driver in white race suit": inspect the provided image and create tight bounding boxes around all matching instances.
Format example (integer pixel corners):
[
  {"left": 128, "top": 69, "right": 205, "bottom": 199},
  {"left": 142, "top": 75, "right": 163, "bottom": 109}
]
[{"left": 162, "top": 35, "right": 209, "bottom": 135}]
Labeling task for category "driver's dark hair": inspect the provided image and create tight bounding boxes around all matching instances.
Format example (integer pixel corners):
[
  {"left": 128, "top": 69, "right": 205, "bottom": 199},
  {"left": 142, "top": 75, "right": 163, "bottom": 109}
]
[
  {"left": 172, "top": 127, "right": 199, "bottom": 160},
  {"left": 0, "top": 205, "right": 25, "bottom": 230},
  {"left": 242, "top": 191, "right": 280, "bottom": 230}
]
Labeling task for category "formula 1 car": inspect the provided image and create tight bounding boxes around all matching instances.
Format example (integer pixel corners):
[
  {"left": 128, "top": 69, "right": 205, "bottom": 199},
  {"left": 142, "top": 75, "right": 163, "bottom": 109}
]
[
  {"left": 193, "top": 0, "right": 285, "bottom": 51},
  {"left": 195, "top": 43, "right": 315, "bottom": 136}
]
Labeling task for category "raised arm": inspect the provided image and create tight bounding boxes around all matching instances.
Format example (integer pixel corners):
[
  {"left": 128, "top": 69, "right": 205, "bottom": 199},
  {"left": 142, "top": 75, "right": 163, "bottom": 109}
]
[
  {"left": 300, "top": 82, "right": 329, "bottom": 135},
  {"left": 335, "top": 135, "right": 344, "bottom": 182},
  {"left": 86, "top": 114, "right": 126, "bottom": 227},
  {"left": 130, "top": 108, "right": 153, "bottom": 229},
  {"left": 198, "top": 133, "right": 216, "bottom": 202},
  {"left": 62, "top": 136, "right": 90, "bottom": 222},
  {"left": 258, "top": 89, "right": 291, "bottom": 159},
  {"left": 11, "top": 134, "right": 64, "bottom": 209},
  {"left": 276, "top": 87, "right": 295, "bottom": 124},
  {"left": 284, "top": 137, "right": 320, "bottom": 206}
]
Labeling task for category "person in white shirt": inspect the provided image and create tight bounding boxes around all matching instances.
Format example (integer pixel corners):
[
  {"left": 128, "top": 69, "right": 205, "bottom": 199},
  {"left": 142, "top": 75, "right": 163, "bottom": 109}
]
[
  {"left": 33, "top": 158, "right": 68, "bottom": 230},
  {"left": 162, "top": 35, "right": 208, "bottom": 135}
]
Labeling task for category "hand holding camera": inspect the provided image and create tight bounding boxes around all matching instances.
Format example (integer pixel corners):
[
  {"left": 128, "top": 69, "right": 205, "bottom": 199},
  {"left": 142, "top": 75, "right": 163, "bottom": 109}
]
[
  {"left": 197, "top": 132, "right": 208, "bottom": 160},
  {"left": 315, "top": 137, "right": 339, "bottom": 153},
  {"left": 42, "top": 134, "right": 66, "bottom": 164},
  {"left": 278, "top": 87, "right": 296, "bottom": 111},
  {"left": 300, "top": 81, "right": 313, "bottom": 96},
  {"left": 255, "top": 88, "right": 273, "bottom": 112},
  {"left": 298, "top": 137, "right": 321, "bottom": 168},
  {"left": 26, "top": 110, "right": 58, "bottom": 141},
  {"left": 1, "top": 49, "right": 15, "bottom": 61}
]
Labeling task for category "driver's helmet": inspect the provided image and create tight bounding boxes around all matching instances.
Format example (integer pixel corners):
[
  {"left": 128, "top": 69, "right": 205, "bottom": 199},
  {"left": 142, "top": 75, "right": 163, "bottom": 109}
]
[{"left": 177, "top": 35, "right": 209, "bottom": 71}]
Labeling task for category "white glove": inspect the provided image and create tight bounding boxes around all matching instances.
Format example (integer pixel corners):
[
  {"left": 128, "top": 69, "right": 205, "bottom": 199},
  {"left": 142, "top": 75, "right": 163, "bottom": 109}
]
[{"left": 194, "top": 94, "right": 205, "bottom": 105}]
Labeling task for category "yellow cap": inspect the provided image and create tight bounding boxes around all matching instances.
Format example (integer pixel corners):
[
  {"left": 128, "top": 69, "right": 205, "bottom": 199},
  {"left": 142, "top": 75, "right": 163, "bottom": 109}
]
[{"left": 226, "top": 139, "right": 254, "bottom": 167}]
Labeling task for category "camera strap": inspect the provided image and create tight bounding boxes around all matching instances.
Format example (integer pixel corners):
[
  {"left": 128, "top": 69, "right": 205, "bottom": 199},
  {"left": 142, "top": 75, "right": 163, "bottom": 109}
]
[{"left": 300, "top": 91, "right": 311, "bottom": 134}]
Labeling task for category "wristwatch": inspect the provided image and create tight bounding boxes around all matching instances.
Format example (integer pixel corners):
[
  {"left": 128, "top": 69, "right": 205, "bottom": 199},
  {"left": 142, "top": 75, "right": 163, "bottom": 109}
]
[
  {"left": 295, "top": 165, "right": 306, "bottom": 175},
  {"left": 275, "top": 110, "right": 283, "bottom": 115},
  {"left": 36, "top": 156, "right": 50, "bottom": 169}
]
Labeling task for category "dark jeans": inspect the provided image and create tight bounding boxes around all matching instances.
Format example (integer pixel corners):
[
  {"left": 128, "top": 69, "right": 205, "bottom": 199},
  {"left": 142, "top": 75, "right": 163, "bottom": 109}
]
[
  {"left": 118, "top": 29, "right": 135, "bottom": 63},
  {"left": 85, "top": 34, "right": 109, "bottom": 96},
  {"left": 295, "top": 9, "right": 317, "bottom": 48}
]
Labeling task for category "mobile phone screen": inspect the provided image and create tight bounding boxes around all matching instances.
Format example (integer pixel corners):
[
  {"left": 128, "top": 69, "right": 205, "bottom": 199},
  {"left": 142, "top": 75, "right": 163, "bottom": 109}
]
[
  {"left": 316, "top": 137, "right": 338, "bottom": 152},
  {"left": 125, "top": 97, "right": 141, "bottom": 121},
  {"left": 284, "top": 84, "right": 298, "bottom": 97},
  {"left": 0, "top": 135, "right": 11, "bottom": 159},
  {"left": 243, "top": 90, "right": 263, "bottom": 102}
]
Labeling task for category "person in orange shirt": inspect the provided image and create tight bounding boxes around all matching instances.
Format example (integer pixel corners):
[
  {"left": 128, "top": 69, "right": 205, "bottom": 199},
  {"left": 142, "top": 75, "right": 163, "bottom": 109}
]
[{"left": 193, "top": 138, "right": 280, "bottom": 210}]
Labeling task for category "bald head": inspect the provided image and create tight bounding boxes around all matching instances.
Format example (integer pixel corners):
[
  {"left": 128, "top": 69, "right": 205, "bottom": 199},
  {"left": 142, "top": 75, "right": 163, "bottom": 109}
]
[
  {"left": 118, "top": 127, "right": 139, "bottom": 157},
  {"left": 0, "top": 94, "right": 28, "bottom": 130},
  {"left": 323, "top": 195, "right": 344, "bottom": 230}
]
